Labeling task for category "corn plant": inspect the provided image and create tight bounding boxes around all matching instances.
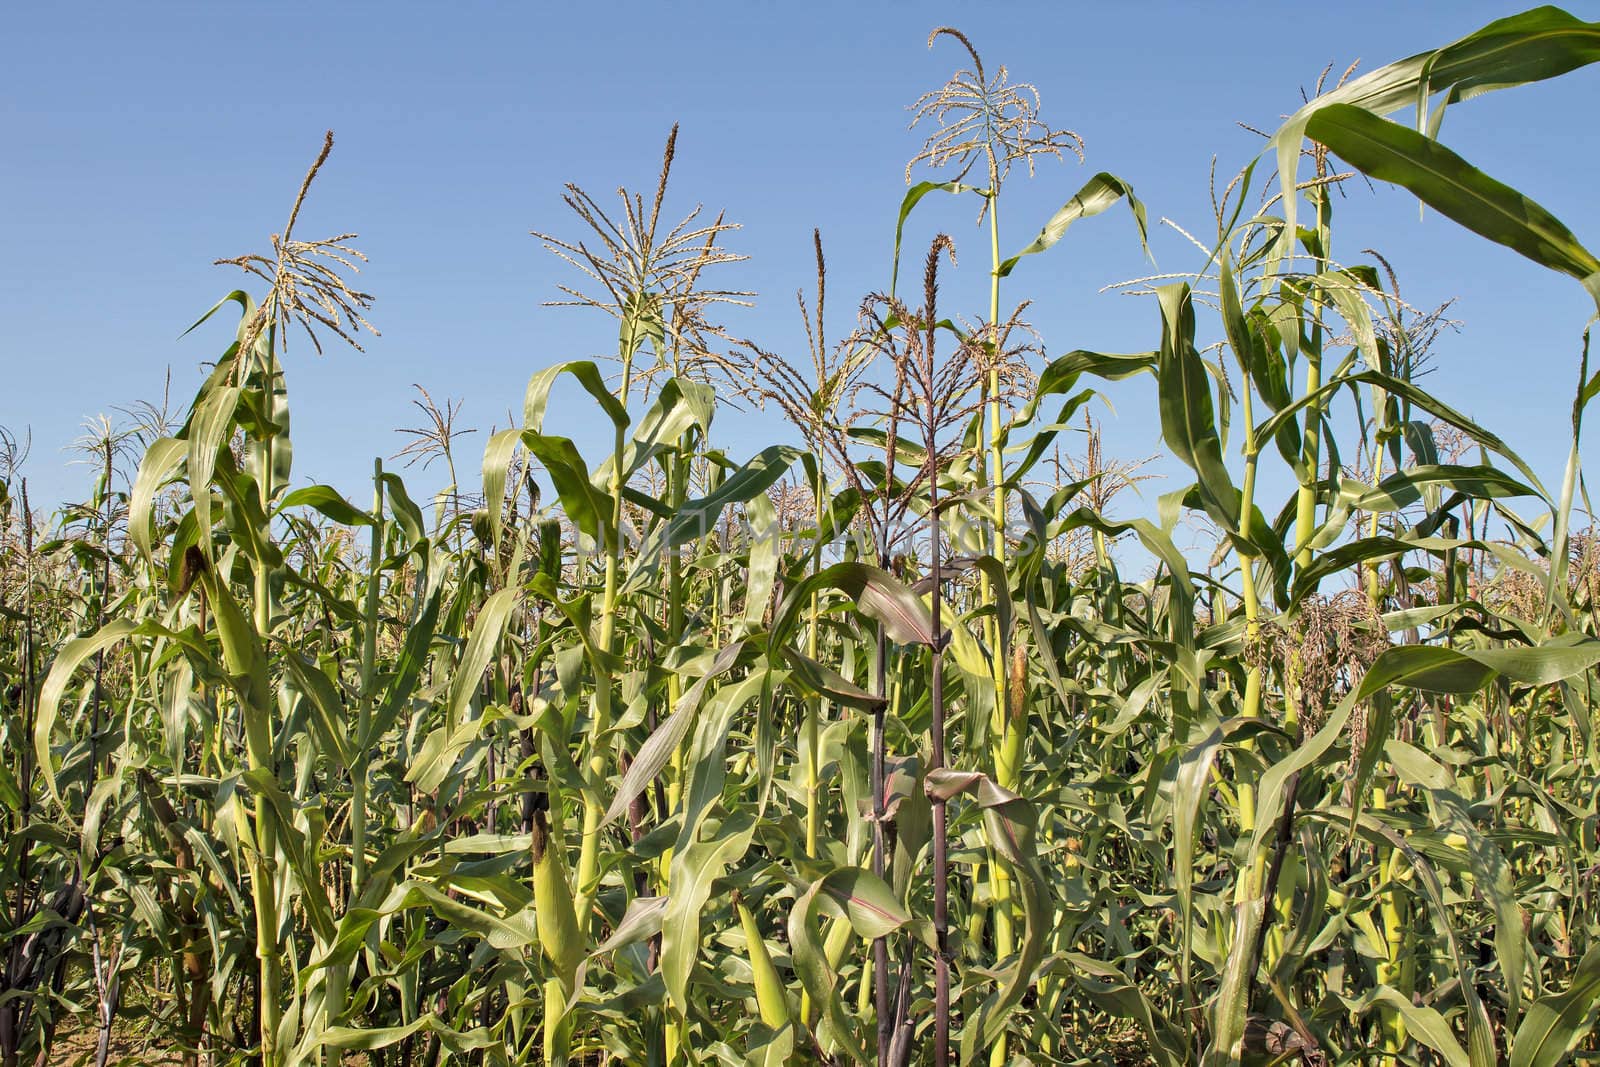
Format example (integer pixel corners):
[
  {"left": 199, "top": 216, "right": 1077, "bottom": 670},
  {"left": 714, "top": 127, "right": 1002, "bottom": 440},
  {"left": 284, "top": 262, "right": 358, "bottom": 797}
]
[{"left": 12, "top": 8, "right": 1600, "bottom": 1067}]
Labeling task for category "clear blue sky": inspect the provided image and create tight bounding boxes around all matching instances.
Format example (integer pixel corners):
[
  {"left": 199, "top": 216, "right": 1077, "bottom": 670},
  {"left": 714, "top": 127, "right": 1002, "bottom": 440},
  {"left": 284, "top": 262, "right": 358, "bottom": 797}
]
[{"left": 5, "top": 2, "right": 1599, "bottom": 554}]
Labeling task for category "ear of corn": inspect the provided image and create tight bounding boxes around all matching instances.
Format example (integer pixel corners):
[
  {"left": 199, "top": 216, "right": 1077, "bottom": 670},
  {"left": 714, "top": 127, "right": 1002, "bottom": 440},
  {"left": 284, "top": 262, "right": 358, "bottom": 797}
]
[
  {"left": 532, "top": 809, "right": 582, "bottom": 992},
  {"left": 735, "top": 892, "right": 791, "bottom": 1031}
]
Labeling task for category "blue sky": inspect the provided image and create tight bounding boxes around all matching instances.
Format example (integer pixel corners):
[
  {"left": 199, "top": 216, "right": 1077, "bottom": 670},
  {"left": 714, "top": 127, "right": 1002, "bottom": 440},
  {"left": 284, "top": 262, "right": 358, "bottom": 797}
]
[{"left": 5, "top": 2, "right": 1599, "bottom": 556}]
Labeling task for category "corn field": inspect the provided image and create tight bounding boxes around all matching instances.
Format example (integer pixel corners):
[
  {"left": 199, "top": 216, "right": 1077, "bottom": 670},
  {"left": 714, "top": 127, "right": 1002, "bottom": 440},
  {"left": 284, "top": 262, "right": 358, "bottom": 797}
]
[{"left": 8, "top": 9, "right": 1600, "bottom": 1066}]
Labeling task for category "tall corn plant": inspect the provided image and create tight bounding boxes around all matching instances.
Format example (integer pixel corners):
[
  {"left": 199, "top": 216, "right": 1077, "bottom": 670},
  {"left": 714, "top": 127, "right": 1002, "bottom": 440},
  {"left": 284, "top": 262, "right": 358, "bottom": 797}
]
[{"left": 898, "top": 34, "right": 1149, "bottom": 1064}]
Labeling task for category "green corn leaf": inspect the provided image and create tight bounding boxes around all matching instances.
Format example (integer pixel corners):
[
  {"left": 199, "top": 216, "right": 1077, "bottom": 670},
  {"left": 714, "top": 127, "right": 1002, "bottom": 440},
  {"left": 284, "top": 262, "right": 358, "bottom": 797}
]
[
  {"left": 129, "top": 437, "right": 186, "bottom": 562},
  {"left": 1219, "top": 253, "right": 1290, "bottom": 420},
  {"left": 658, "top": 444, "right": 803, "bottom": 552},
  {"left": 1016, "top": 349, "right": 1155, "bottom": 425},
  {"left": 997, "top": 171, "right": 1149, "bottom": 278},
  {"left": 926, "top": 770, "right": 1048, "bottom": 1057},
  {"left": 774, "top": 561, "right": 937, "bottom": 648},
  {"left": 34, "top": 619, "right": 139, "bottom": 805},
  {"left": 1359, "top": 987, "right": 1472, "bottom": 1067},
  {"left": 365, "top": 574, "right": 443, "bottom": 750},
  {"left": 1343, "top": 464, "right": 1538, "bottom": 513},
  {"left": 379, "top": 471, "right": 428, "bottom": 547},
  {"left": 523, "top": 432, "right": 609, "bottom": 546},
  {"left": 781, "top": 647, "right": 885, "bottom": 712},
  {"left": 626, "top": 375, "right": 716, "bottom": 479},
  {"left": 1061, "top": 954, "right": 1185, "bottom": 1067},
  {"left": 1173, "top": 721, "right": 1224, "bottom": 1005},
  {"left": 1314, "top": 806, "right": 1500, "bottom": 1066},
  {"left": 661, "top": 814, "right": 757, "bottom": 1013},
  {"left": 187, "top": 384, "right": 242, "bottom": 551},
  {"left": 523, "top": 359, "right": 629, "bottom": 433},
  {"left": 214, "top": 453, "right": 282, "bottom": 570},
  {"left": 1251, "top": 636, "right": 1600, "bottom": 865},
  {"left": 601, "top": 641, "right": 747, "bottom": 827},
  {"left": 740, "top": 491, "right": 781, "bottom": 637},
  {"left": 196, "top": 565, "right": 274, "bottom": 763},
  {"left": 1388, "top": 739, "right": 1527, "bottom": 1023},
  {"left": 480, "top": 428, "right": 524, "bottom": 550},
  {"left": 789, "top": 866, "right": 908, "bottom": 1064},
  {"left": 660, "top": 670, "right": 769, "bottom": 1010},
  {"left": 1354, "top": 637, "right": 1600, "bottom": 699},
  {"left": 280, "top": 653, "right": 353, "bottom": 768},
  {"left": 278, "top": 484, "right": 376, "bottom": 527},
  {"left": 1156, "top": 284, "right": 1240, "bottom": 535},
  {"left": 816, "top": 866, "right": 912, "bottom": 940},
  {"left": 1268, "top": 6, "right": 1600, "bottom": 274},
  {"left": 1510, "top": 945, "right": 1600, "bottom": 1067},
  {"left": 242, "top": 768, "right": 338, "bottom": 943},
  {"left": 1254, "top": 368, "right": 1548, "bottom": 503},
  {"left": 406, "top": 588, "right": 516, "bottom": 794},
  {"left": 1306, "top": 103, "right": 1600, "bottom": 311}
]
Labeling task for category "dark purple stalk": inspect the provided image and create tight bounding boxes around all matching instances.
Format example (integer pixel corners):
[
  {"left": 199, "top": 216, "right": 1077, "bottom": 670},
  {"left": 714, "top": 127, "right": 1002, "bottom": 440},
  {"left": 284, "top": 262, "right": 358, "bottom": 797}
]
[
  {"left": 872, "top": 318, "right": 907, "bottom": 1066},
  {"left": 926, "top": 346, "right": 950, "bottom": 1067}
]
